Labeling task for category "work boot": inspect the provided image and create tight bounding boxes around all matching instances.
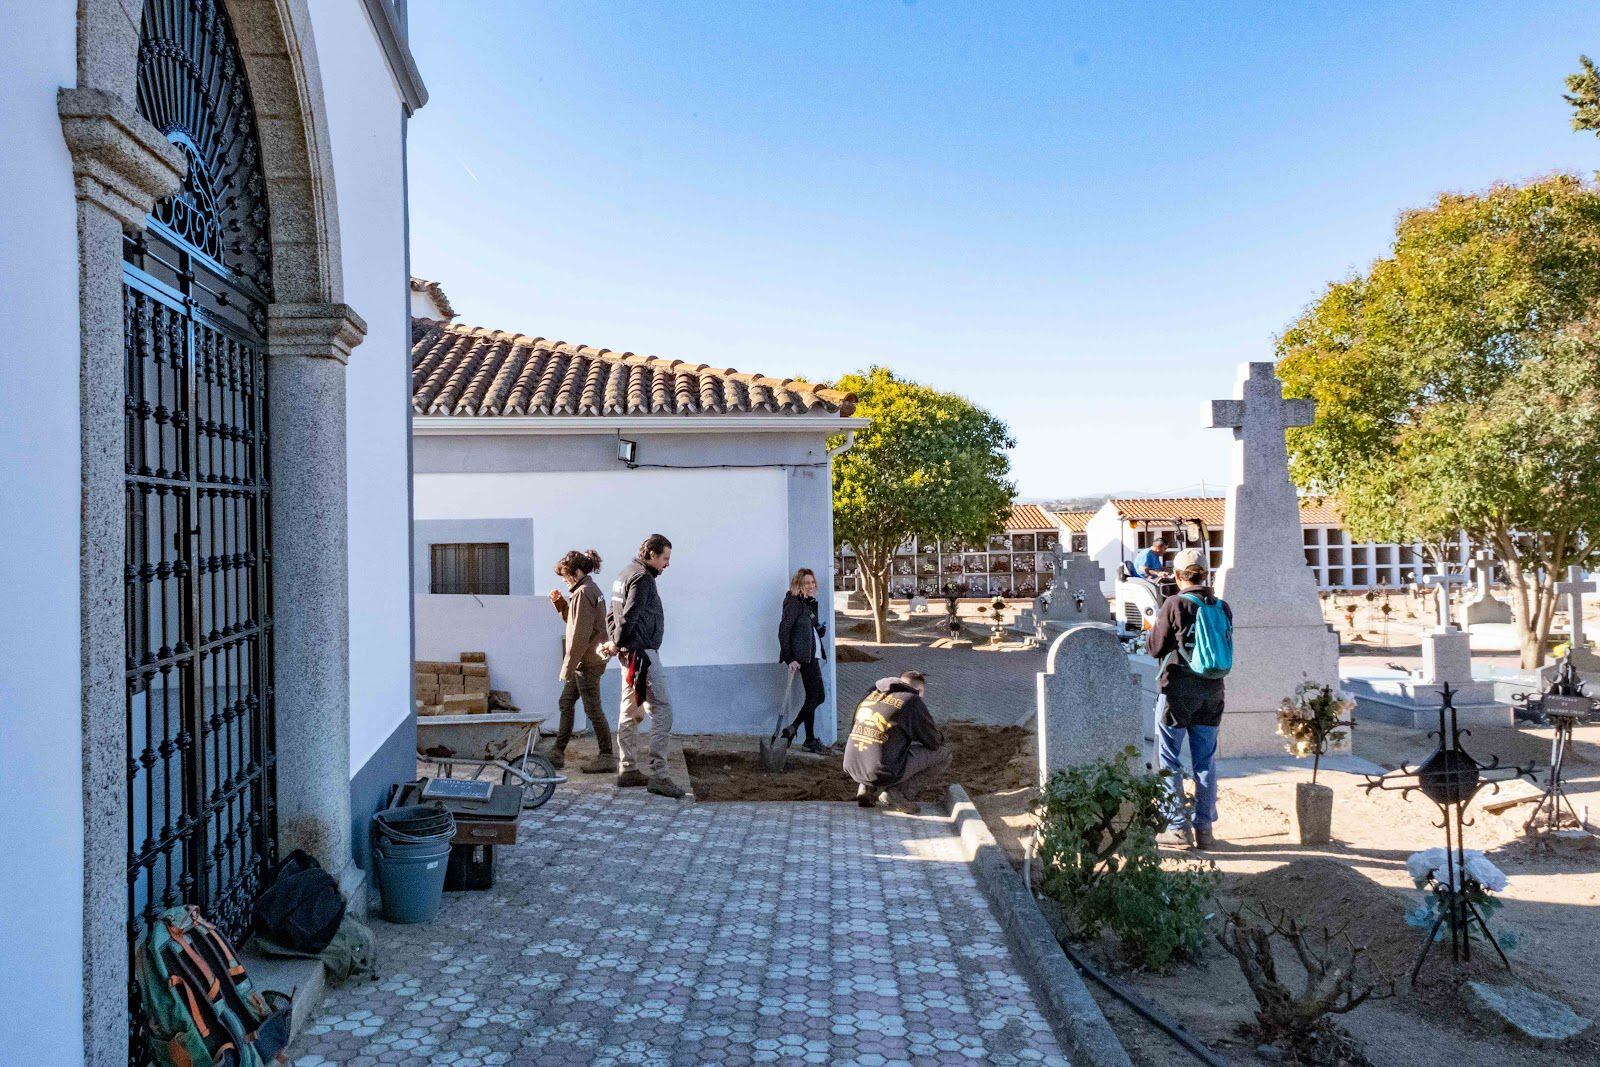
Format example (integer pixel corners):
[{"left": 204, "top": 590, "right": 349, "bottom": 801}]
[
  {"left": 647, "top": 775, "right": 686, "bottom": 799},
  {"left": 1158, "top": 825, "right": 1195, "bottom": 849},
  {"left": 581, "top": 753, "right": 618, "bottom": 774},
  {"left": 801, "top": 738, "right": 828, "bottom": 755},
  {"left": 878, "top": 790, "right": 918, "bottom": 815},
  {"left": 547, "top": 747, "right": 566, "bottom": 770},
  {"left": 1193, "top": 824, "right": 1215, "bottom": 850},
  {"left": 616, "top": 769, "right": 649, "bottom": 788},
  {"left": 856, "top": 784, "right": 876, "bottom": 809}
]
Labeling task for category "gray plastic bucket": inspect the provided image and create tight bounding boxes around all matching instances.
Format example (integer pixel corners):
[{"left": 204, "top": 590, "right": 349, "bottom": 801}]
[{"left": 374, "top": 838, "right": 451, "bottom": 923}]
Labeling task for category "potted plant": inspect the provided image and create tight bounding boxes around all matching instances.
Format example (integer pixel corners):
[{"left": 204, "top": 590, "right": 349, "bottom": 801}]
[{"left": 1277, "top": 683, "right": 1354, "bottom": 845}]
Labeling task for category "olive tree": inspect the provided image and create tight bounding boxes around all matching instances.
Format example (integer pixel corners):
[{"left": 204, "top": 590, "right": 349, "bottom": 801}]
[
  {"left": 831, "top": 367, "right": 1015, "bottom": 643},
  {"left": 1277, "top": 175, "right": 1600, "bottom": 668}
]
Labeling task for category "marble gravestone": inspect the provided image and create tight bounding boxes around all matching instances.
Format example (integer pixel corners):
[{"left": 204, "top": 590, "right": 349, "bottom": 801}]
[
  {"left": 1204, "top": 361, "right": 1344, "bottom": 757},
  {"left": 1462, "top": 550, "right": 1513, "bottom": 627},
  {"left": 1419, "top": 571, "right": 1473, "bottom": 684},
  {"left": 1041, "top": 547, "right": 1114, "bottom": 632},
  {"left": 1037, "top": 624, "right": 1146, "bottom": 785}
]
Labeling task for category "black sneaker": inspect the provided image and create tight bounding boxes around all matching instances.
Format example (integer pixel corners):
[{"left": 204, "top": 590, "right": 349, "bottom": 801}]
[
  {"left": 801, "top": 739, "right": 828, "bottom": 755},
  {"left": 616, "top": 769, "right": 649, "bottom": 788},
  {"left": 856, "top": 784, "right": 876, "bottom": 808}
]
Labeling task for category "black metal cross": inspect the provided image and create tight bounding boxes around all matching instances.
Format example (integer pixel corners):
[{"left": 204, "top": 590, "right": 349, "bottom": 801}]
[
  {"left": 1513, "top": 653, "right": 1599, "bottom": 834},
  {"left": 1362, "top": 684, "right": 1536, "bottom": 984}
]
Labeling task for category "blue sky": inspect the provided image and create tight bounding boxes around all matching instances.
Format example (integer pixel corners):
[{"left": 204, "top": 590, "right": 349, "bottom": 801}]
[{"left": 406, "top": 1, "right": 1596, "bottom": 498}]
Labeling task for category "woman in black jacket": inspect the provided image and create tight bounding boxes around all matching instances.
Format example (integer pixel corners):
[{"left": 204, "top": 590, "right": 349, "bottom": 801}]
[{"left": 778, "top": 567, "right": 829, "bottom": 754}]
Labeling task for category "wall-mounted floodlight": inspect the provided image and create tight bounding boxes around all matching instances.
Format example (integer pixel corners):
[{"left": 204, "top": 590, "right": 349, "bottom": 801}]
[{"left": 617, "top": 438, "right": 638, "bottom": 466}]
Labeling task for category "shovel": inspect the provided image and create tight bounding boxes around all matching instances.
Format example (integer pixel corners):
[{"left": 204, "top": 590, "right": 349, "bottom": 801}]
[{"left": 758, "top": 672, "right": 798, "bottom": 773}]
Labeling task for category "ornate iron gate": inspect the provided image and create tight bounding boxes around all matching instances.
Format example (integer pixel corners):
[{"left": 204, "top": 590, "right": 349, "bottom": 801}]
[{"left": 124, "top": 1, "right": 275, "bottom": 1059}]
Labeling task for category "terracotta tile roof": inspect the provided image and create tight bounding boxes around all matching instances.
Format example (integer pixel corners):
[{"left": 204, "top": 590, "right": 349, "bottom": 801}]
[
  {"left": 1049, "top": 510, "right": 1096, "bottom": 533},
  {"left": 411, "top": 318, "right": 857, "bottom": 418},
  {"left": 409, "top": 277, "right": 456, "bottom": 319},
  {"left": 1007, "top": 504, "right": 1054, "bottom": 531},
  {"left": 1109, "top": 496, "right": 1344, "bottom": 527}
]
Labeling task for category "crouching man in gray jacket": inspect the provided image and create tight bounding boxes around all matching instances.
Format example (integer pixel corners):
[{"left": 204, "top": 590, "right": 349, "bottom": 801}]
[{"left": 606, "top": 534, "right": 685, "bottom": 798}]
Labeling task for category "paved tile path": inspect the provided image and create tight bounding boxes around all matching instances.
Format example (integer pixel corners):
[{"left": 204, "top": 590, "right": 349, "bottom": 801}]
[{"left": 291, "top": 788, "right": 1068, "bottom": 1066}]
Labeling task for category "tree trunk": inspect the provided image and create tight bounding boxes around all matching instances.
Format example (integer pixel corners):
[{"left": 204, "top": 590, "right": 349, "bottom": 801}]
[{"left": 872, "top": 570, "right": 890, "bottom": 643}]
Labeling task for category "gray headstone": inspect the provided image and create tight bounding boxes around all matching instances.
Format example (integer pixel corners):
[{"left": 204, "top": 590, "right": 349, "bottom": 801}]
[
  {"left": 1466, "top": 982, "right": 1592, "bottom": 1045},
  {"left": 1042, "top": 548, "right": 1113, "bottom": 630},
  {"left": 1036, "top": 625, "right": 1144, "bottom": 785},
  {"left": 1462, "top": 550, "right": 1512, "bottom": 626}
]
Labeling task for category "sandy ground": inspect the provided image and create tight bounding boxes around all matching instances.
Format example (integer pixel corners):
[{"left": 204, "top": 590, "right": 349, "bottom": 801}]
[{"left": 833, "top": 595, "right": 1600, "bottom": 1066}]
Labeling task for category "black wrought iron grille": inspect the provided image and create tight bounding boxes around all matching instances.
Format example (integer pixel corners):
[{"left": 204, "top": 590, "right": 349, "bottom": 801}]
[{"left": 125, "top": 1, "right": 274, "bottom": 1061}]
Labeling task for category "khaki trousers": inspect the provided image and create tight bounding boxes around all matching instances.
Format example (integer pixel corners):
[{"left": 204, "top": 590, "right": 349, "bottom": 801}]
[{"left": 618, "top": 649, "right": 672, "bottom": 777}]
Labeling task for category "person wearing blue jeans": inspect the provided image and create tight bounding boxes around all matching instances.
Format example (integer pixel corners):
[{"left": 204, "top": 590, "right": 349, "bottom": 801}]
[{"left": 1145, "top": 548, "right": 1232, "bottom": 850}]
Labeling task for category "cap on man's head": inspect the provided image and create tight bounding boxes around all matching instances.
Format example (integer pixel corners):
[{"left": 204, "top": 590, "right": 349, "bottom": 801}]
[{"left": 1172, "top": 547, "right": 1207, "bottom": 573}]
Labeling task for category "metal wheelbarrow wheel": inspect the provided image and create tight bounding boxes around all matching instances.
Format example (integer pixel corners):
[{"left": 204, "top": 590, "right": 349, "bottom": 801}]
[{"left": 501, "top": 751, "right": 561, "bottom": 809}]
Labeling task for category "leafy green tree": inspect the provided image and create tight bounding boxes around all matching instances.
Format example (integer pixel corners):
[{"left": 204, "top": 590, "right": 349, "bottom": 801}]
[
  {"left": 830, "top": 367, "right": 1015, "bottom": 642},
  {"left": 1277, "top": 175, "right": 1600, "bottom": 667},
  {"left": 1567, "top": 55, "right": 1600, "bottom": 135}
]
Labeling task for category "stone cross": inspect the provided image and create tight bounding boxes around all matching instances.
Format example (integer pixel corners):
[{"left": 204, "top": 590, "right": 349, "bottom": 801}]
[
  {"left": 1206, "top": 361, "right": 1321, "bottom": 621},
  {"left": 1556, "top": 566, "right": 1597, "bottom": 650},
  {"left": 1461, "top": 549, "right": 1513, "bottom": 626},
  {"left": 1422, "top": 571, "right": 1469, "bottom": 631},
  {"left": 1470, "top": 551, "right": 1497, "bottom": 599}
]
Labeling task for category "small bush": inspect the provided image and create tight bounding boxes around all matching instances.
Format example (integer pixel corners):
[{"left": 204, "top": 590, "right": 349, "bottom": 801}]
[{"left": 1034, "top": 747, "right": 1218, "bottom": 968}]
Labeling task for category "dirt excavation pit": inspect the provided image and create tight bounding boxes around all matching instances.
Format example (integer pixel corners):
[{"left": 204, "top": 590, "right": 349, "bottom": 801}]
[{"left": 684, "top": 721, "right": 1032, "bottom": 803}]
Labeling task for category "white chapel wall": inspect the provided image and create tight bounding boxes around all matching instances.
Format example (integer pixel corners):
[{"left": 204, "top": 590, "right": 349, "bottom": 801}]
[
  {"left": 0, "top": 5, "right": 91, "bottom": 1058},
  {"left": 309, "top": 0, "right": 416, "bottom": 775}
]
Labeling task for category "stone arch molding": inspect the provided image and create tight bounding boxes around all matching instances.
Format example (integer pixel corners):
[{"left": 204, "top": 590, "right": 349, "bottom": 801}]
[{"left": 62, "top": 3, "right": 365, "bottom": 1063}]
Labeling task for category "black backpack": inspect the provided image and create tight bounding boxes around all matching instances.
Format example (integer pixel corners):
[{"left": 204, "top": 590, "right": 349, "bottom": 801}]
[{"left": 253, "top": 850, "right": 345, "bottom": 954}]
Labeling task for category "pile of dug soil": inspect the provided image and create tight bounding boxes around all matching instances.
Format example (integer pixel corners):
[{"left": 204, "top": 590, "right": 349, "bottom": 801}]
[
  {"left": 685, "top": 721, "right": 1032, "bottom": 803},
  {"left": 835, "top": 644, "right": 880, "bottom": 663}
]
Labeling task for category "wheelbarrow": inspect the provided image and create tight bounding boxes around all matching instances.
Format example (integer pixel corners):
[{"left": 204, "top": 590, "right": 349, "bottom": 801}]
[{"left": 416, "top": 712, "right": 567, "bottom": 809}]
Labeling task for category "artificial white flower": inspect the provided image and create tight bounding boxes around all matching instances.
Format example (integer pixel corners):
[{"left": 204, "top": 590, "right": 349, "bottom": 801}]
[{"left": 1405, "top": 847, "right": 1509, "bottom": 892}]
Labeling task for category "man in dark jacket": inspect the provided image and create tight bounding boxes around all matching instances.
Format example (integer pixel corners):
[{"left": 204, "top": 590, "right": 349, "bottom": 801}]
[
  {"left": 843, "top": 671, "right": 951, "bottom": 813},
  {"left": 606, "top": 534, "right": 683, "bottom": 798},
  {"left": 1144, "top": 548, "right": 1232, "bottom": 850}
]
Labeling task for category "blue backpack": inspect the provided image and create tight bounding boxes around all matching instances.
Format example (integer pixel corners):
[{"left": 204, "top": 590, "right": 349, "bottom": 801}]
[{"left": 1178, "top": 593, "right": 1233, "bottom": 679}]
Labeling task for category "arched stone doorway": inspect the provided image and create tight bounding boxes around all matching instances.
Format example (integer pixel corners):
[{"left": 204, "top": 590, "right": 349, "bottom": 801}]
[{"left": 61, "top": 1, "right": 364, "bottom": 1062}]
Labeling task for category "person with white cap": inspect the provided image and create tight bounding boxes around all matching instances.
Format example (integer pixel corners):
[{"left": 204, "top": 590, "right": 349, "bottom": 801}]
[{"left": 1145, "top": 546, "right": 1233, "bottom": 850}]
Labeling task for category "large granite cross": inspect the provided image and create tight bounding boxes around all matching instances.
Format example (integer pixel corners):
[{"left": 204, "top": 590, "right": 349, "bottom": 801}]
[
  {"left": 1206, "top": 361, "right": 1320, "bottom": 620},
  {"left": 1422, "top": 571, "right": 1469, "bottom": 631},
  {"left": 1556, "top": 565, "right": 1597, "bottom": 650}
]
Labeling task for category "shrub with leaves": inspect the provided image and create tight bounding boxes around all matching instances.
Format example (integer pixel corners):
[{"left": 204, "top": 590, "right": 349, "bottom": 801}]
[{"left": 1033, "top": 747, "right": 1219, "bottom": 968}]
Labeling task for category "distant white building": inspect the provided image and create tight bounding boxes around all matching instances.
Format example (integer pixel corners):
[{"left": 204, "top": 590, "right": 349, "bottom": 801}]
[
  {"left": 411, "top": 315, "right": 867, "bottom": 741},
  {"left": 834, "top": 505, "right": 1063, "bottom": 599},
  {"left": 1079, "top": 497, "right": 1475, "bottom": 596},
  {"left": 410, "top": 275, "right": 457, "bottom": 321}
]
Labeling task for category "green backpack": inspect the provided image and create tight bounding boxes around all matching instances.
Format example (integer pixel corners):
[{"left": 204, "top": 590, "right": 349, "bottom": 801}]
[{"left": 136, "top": 905, "right": 292, "bottom": 1067}]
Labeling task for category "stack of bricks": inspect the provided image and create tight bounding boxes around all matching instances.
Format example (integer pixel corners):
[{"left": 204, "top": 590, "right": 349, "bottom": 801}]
[{"left": 414, "top": 651, "right": 492, "bottom": 716}]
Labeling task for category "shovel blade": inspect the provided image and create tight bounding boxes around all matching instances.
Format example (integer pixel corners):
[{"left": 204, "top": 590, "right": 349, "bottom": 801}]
[{"left": 759, "top": 735, "right": 790, "bottom": 773}]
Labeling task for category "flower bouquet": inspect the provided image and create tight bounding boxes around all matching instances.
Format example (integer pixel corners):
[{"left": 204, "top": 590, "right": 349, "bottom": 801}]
[{"left": 1405, "top": 848, "right": 1515, "bottom": 949}]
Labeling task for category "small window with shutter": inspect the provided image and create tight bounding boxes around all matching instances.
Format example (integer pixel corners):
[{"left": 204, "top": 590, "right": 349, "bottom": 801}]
[{"left": 430, "top": 542, "right": 511, "bottom": 595}]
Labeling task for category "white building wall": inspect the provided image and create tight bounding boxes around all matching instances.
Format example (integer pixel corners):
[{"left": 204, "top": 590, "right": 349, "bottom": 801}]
[
  {"left": 414, "top": 468, "right": 792, "bottom": 725},
  {"left": 310, "top": 0, "right": 416, "bottom": 774},
  {"left": 1084, "top": 503, "right": 1127, "bottom": 596},
  {"left": 0, "top": 6, "right": 91, "bottom": 1058}
]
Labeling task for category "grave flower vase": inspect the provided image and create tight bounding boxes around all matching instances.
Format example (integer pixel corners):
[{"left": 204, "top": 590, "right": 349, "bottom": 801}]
[{"left": 1292, "top": 782, "right": 1334, "bottom": 845}]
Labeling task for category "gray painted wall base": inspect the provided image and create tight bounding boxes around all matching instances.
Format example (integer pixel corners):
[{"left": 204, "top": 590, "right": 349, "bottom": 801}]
[{"left": 349, "top": 711, "right": 419, "bottom": 871}]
